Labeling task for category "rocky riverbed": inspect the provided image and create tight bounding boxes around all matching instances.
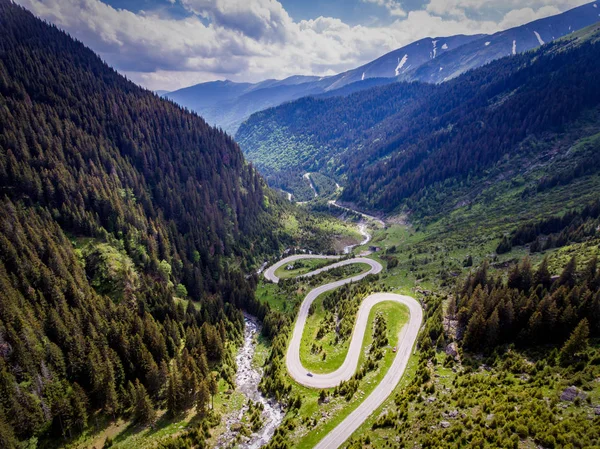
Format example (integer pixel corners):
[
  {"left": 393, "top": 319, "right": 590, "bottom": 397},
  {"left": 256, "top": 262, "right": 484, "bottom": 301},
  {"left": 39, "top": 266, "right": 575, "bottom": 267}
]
[{"left": 216, "top": 314, "right": 284, "bottom": 449}]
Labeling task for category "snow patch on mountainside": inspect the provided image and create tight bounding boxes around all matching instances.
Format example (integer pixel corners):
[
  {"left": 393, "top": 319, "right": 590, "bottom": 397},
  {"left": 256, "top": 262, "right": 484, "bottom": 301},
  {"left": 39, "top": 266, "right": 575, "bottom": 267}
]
[
  {"left": 534, "top": 31, "right": 544, "bottom": 46},
  {"left": 485, "top": 41, "right": 491, "bottom": 46},
  {"left": 362, "top": 72, "right": 365, "bottom": 81},
  {"left": 432, "top": 40, "right": 438, "bottom": 59},
  {"left": 442, "top": 43, "right": 448, "bottom": 50},
  {"left": 512, "top": 40, "right": 517, "bottom": 55},
  {"left": 395, "top": 54, "right": 408, "bottom": 76}
]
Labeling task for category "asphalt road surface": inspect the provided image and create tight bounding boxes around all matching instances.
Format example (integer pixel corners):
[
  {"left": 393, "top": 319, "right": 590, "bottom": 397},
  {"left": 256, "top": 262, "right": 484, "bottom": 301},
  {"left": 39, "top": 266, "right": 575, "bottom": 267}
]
[{"left": 262, "top": 255, "right": 422, "bottom": 449}]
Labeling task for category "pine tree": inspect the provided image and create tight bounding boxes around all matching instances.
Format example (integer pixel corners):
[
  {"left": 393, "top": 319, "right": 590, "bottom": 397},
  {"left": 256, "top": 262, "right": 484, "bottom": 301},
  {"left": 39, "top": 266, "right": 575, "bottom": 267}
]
[
  {"left": 485, "top": 309, "right": 500, "bottom": 350},
  {"left": 134, "top": 380, "right": 155, "bottom": 425},
  {"left": 559, "top": 319, "right": 590, "bottom": 366},
  {"left": 463, "top": 311, "right": 486, "bottom": 351},
  {"left": 534, "top": 257, "right": 552, "bottom": 290},
  {"left": 196, "top": 379, "right": 210, "bottom": 415},
  {"left": 556, "top": 256, "right": 577, "bottom": 289},
  {"left": 208, "top": 373, "right": 218, "bottom": 410},
  {"left": 166, "top": 364, "right": 182, "bottom": 417},
  {"left": 70, "top": 383, "right": 89, "bottom": 432}
]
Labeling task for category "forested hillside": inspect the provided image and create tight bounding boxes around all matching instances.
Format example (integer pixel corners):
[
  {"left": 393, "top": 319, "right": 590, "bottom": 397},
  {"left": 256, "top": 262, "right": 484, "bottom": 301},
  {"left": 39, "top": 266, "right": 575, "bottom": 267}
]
[
  {"left": 342, "top": 30, "right": 600, "bottom": 214},
  {"left": 0, "top": 1, "right": 318, "bottom": 445},
  {"left": 238, "top": 25, "right": 600, "bottom": 217},
  {"left": 237, "top": 82, "right": 434, "bottom": 184}
]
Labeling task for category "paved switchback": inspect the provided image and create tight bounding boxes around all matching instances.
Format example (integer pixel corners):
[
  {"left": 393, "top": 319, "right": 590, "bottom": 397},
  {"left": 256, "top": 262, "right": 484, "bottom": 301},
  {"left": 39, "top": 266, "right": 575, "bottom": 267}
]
[{"left": 262, "top": 251, "right": 422, "bottom": 449}]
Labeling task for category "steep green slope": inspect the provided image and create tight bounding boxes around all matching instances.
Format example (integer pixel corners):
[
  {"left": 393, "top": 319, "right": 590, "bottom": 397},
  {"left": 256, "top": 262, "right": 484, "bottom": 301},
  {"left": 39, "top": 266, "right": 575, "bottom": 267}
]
[
  {"left": 238, "top": 28, "right": 600, "bottom": 219},
  {"left": 0, "top": 1, "right": 340, "bottom": 446},
  {"left": 236, "top": 82, "right": 434, "bottom": 195},
  {"left": 342, "top": 37, "right": 600, "bottom": 214}
]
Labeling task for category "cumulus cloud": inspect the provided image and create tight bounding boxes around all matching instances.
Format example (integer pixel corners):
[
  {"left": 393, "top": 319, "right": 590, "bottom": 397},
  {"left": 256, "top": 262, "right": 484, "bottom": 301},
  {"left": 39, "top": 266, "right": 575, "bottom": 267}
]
[
  {"left": 179, "top": 0, "right": 292, "bottom": 42},
  {"left": 361, "top": 0, "right": 407, "bottom": 17},
  {"left": 12, "top": 0, "right": 592, "bottom": 90},
  {"left": 426, "top": 0, "right": 589, "bottom": 19},
  {"left": 498, "top": 6, "right": 561, "bottom": 29}
]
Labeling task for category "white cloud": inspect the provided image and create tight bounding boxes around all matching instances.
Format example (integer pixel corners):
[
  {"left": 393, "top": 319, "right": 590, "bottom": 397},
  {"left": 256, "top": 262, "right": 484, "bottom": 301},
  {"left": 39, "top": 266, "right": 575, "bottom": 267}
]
[
  {"left": 12, "top": 0, "right": 592, "bottom": 90},
  {"left": 498, "top": 6, "right": 561, "bottom": 29},
  {"left": 179, "top": 0, "right": 293, "bottom": 42},
  {"left": 361, "top": 0, "right": 407, "bottom": 17},
  {"left": 426, "top": 0, "right": 589, "bottom": 19}
]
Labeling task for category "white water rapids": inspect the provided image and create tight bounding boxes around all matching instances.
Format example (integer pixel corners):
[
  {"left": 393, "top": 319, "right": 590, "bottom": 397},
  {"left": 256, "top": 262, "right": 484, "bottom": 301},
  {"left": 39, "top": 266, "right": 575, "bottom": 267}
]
[{"left": 216, "top": 314, "right": 284, "bottom": 449}]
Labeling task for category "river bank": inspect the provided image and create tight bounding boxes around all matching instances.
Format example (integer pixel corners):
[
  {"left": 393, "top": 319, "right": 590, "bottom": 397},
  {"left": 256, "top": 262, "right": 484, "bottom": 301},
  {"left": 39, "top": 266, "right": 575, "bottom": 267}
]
[{"left": 216, "top": 314, "right": 284, "bottom": 448}]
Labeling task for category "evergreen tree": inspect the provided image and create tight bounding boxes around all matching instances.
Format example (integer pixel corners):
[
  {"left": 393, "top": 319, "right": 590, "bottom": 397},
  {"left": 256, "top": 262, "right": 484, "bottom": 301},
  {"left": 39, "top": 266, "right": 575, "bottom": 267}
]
[
  {"left": 134, "top": 380, "right": 156, "bottom": 425},
  {"left": 166, "top": 364, "right": 182, "bottom": 417},
  {"left": 196, "top": 380, "right": 210, "bottom": 415},
  {"left": 463, "top": 311, "right": 486, "bottom": 351},
  {"left": 559, "top": 319, "right": 590, "bottom": 366},
  {"left": 208, "top": 374, "right": 218, "bottom": 410},
  {"left": 534, "top": 257, "right": 552, "bottom": 290},
  {"left": 556, "top": 256, "right": 577, "bottom": 289}
]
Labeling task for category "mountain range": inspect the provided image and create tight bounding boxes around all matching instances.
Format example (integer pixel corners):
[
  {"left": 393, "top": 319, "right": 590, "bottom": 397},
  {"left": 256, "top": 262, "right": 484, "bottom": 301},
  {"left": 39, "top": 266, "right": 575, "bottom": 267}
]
[
  {"left": 166, "top": 1, "right": 600, "bottom": 134},
  {"left": 237, "top": 21, "right": 600, "bottom": 213}
]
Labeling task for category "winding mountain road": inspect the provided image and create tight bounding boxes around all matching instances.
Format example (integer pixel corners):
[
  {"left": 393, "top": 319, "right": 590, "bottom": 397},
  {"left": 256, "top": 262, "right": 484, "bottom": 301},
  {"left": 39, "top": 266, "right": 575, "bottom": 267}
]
[
  {"left": 263, "top": 252, "right": 422, "bottom": 449},
  {"left": 304, "top": 173, "right": 318, "bottom": 198}
]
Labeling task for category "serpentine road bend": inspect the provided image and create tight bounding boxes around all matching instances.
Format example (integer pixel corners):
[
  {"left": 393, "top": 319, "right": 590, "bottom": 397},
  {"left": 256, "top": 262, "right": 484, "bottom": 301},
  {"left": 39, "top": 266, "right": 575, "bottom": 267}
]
[{"left": 262, "top": 254, "right": 423, "bottom": 449}]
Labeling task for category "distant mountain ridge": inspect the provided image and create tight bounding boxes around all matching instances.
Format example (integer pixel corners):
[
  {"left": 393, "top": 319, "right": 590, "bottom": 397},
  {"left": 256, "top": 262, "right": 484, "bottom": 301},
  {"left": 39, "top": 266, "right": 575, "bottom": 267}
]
[
  {"left": 237, "top": 21, "right": 600, "bottom": 216},
  {"left": 400, "top": 1, "right": 600, "bottom": 83},
  {"left": 167, "top": 2, "right": 600, "bottom": 134}
]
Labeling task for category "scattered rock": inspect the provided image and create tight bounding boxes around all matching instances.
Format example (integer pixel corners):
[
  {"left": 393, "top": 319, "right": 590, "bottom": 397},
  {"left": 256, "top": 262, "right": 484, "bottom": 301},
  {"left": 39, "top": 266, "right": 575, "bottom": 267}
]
[
  {"left": 443, "top": 410, "right": 459, "bottom": 419},
  {"left": 440, "top": 421, "right": 451, "bottom": 428},
  {"left": 445, "top": 342, "right": 458, "bottom": 359},
  {"left": 560, "top": 386, "right": 587, "bottom": 402},
  {"left": 594, "top": 406, "right": 600, "bottom": 416}
]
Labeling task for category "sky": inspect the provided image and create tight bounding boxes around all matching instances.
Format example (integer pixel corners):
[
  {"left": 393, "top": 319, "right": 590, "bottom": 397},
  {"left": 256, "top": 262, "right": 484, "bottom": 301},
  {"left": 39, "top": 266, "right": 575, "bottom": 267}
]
[{"left": 15, "top": 0, "right": 591, "bottom": 91}]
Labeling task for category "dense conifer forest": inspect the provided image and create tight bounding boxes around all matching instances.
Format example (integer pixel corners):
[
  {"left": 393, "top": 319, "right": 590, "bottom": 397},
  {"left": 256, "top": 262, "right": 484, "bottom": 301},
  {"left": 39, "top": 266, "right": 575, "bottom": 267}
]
[
  {"left": 455, "top": 256, "right": 600, "bottom": 353},
  {"left": 0, "top": 1, "right": 317, "bottom": 445}
]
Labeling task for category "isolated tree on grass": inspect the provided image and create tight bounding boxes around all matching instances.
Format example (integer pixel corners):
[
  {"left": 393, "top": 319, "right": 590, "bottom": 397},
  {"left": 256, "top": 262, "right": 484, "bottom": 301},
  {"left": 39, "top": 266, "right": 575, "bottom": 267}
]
[{"left": 559, "top": 319, "right": 589, "bottom": 366}]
